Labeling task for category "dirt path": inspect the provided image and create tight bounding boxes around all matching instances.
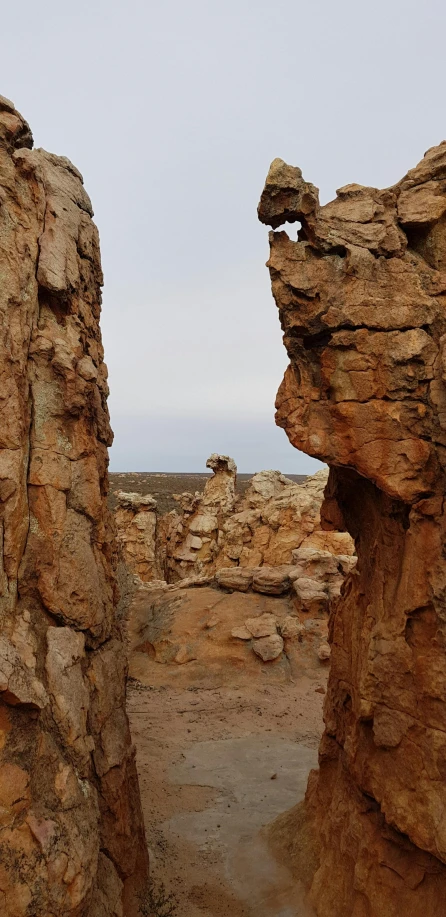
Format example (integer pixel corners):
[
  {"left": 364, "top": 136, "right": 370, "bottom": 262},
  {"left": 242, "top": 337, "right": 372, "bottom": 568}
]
[{"left": 128, "top": 675, "right": 325, "bottom": 916}]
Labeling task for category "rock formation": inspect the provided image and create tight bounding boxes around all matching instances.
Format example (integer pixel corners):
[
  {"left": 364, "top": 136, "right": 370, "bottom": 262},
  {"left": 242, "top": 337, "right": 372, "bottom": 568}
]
[
  {"left": 126, "top": 544, "right": 355, "bottom": 684},
  {"left": 161, "top": 453, "right": 237, "bottom": 580},
  {"left": 127, "top": 575, "right": 333, "bottom": 689},
  {"left": 259, "top": 147, "right": 446, "bottom": 914},
  {"left": 115, "top": 457, "right": 354, "bottom": 584},
  {"left": 217, "top": 465, "right": 353, "bottom": 569},
  {"left": 115, "top": 491, "right": 161, "bottom": 582},
  {"left": 0, "top": 97, "right": 147, "bottom": 916}
]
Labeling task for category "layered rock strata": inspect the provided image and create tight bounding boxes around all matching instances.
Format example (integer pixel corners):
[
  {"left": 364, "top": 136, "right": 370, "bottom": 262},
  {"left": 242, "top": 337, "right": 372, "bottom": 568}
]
[
  {"left": 0, "top": 98, "right": 147, "bottom": 916},
  {"left": 259, "top": 148, "right": 446, "bottom": 914}
]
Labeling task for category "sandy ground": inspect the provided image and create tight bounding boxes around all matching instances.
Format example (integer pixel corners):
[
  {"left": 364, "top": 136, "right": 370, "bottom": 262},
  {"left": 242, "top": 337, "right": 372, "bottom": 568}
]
[{"left": 128, "top": 663, "right": 326, "bottom": 916}]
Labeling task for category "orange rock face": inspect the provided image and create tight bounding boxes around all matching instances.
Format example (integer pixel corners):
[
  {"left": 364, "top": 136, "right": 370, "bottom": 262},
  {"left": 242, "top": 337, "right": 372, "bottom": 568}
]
[
  {"left": 259, "top": 148, "right": 446, "bottom": 914},
  {"left": 0, "top": 97, "right": 147, "bottom": 916}
]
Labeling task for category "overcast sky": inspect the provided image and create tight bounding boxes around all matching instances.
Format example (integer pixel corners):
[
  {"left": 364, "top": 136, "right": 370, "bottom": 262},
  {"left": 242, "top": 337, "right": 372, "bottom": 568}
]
[{"left": 3, "top": 0, "right": 445, "bottom": 472}]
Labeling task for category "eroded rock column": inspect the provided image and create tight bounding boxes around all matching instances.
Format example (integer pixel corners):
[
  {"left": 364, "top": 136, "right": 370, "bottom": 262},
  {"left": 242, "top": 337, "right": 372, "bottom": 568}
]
[
  {"left": 0, "top": 97, "right": 147, "bottom": 916},
  {"left": 259, "top": 148, "right": 446, "bottom": 914}
]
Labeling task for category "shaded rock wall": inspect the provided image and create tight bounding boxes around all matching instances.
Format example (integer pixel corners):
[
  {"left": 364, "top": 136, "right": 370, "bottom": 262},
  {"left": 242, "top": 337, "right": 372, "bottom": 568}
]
[
  {"left": 0, "top": 98, "right": 147, "bottom": 916},
  {"left": 259, "top": 147, "right": 446, "bottom": 914}
]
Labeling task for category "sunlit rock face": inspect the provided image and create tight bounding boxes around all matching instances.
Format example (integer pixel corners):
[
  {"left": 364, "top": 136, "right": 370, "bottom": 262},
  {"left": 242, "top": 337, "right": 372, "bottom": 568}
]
[
  {"left": 0, "top": 97, "right": 147, "bottom": 917},
  {"left": 259, "top": 146, "right": 446, "bottom": 915}
]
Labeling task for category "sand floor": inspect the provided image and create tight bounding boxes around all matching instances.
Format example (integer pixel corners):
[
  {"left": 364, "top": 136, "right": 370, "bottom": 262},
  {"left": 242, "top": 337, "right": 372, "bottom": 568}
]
[{"left": 128, "top": 673, "right": 325, "bottom": 916}]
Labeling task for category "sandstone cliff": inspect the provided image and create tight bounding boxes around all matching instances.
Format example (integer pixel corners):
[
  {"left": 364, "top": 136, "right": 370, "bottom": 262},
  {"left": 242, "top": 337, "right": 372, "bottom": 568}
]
[
  {"left": 0, "top": 97, "right": 147, "bottom": 916},
  {"left": 259, "top": 148, "right": 446, "bottom": 914}
]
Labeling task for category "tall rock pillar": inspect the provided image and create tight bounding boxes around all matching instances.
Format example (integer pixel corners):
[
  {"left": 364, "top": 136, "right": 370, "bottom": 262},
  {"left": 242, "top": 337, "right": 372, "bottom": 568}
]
[
  {"left": 259, "top": 149, "right": 446, "bottom": 915},
  {"left": 0, "top": 97, "right": 147, "bottom": 916}
]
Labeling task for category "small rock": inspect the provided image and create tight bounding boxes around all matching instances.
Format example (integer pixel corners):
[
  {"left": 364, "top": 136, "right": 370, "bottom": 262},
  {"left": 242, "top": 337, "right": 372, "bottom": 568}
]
[
  {"left": 189, "top": 535, "right": 203, "bottom": 550},
  {"left": 252, "top": 633, "right": 284, "bottom": 661},
  {"left": 174, "top": 646, "right": 197, "bottom": 665},
  {"left": 317, "top": 643, "right": 331, "bottom": 661},
  {"left": 204, "top": 616, "right": 219, "bottom": 629},
  {"left": 315, "top": 685, "right": 326, "bottom": 694},
  {"left": 115, "top": 491, "right": 157, "bottom": 510},
  {"left": 293, "top": 576, "right": 328, "bottom": 615},
  {"left": 252, "top": 567, "right": 291, "bottom": 595},
  {"left": 279, "top": 616, "right": 305, "bottom": 639},
  {"left": 244, "top": 614, "right": 278, "bottom": 638},
  {"left": 231, "top": 625, "right": 252, "bottom": 640}
]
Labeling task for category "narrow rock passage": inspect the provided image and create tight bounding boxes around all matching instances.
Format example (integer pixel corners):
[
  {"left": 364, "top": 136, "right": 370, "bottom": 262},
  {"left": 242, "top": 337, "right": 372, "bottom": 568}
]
[{"left": 128, "top": 677, "right": 325, "bottom": 916}]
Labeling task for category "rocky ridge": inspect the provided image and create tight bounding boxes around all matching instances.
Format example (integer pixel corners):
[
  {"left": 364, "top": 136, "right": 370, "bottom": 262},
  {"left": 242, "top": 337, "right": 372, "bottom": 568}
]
[
  {"left": 0, "top": 98, "right": 147, "bottom": 916},
  {"left": 259, "top": 146, "right": 446, "bottom": 914},
  {"left": 114, "top": 456, "right": 354, "bottom": 586}
]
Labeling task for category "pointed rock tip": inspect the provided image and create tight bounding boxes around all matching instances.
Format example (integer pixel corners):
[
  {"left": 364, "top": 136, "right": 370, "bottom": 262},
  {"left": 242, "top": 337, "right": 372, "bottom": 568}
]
[
  {"left": 264, "top": 158, "right": 304, "bottom": 188},
  {"left": 206, "top": 454, "right": 237, "bottom": 475},
  {"left": 0, "top": 94, "right": 33, "bottom": 151}
]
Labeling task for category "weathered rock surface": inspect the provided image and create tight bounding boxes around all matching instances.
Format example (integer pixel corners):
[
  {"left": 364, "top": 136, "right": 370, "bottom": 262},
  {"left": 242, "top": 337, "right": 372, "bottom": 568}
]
[
  {"left": 215, "top": 547, "right": 353, "bottom": 613},
  {"left": 114, "top": 490, "right": 161, "bottom": 582},
  {"left": 162, "top": 453, "right": 237, "bottom": 579},
  {"left": 0, "top": 98, "right": 147, "bottom": 916},
  {"left": 127, "top": 581, "right": 329, "bottom": 688},
  {"left": 259, "top": 144, "right": 446, "bottom": 915},
  {"left": 217, "top": 465, "right": 353, "bottom": 570},
  {"left": 115, "top": 458, "right": 354, "bottom": 585},
  {"left": 252, "top": 632, "right": 284, "bottom": 661}
]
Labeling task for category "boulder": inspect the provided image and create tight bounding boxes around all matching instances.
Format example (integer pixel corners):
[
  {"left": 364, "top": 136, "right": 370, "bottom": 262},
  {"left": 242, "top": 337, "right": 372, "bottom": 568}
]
[
  {"left": 231, "top": 625, "right": 253, "bottom": 640},
  {"left": 292, "top": 577, "right": 329, "bottom": 615},
  {"left": 252, "top": 567, "right": 291, "bottom": 595},
  {"left": 252, "top": 634, "right": 284, "bottom": 662},
  {"left": 279, "top": 616, "right": 305, "bottom": 639},
  {"left": 317, "top": 643, "right": 331, "bottom": 661},
  {"left": 216, "top": 567, "right": 255, "bottom": 592},
  {"left": 244, "top": 613, "right": 278, "bottom": 638}
]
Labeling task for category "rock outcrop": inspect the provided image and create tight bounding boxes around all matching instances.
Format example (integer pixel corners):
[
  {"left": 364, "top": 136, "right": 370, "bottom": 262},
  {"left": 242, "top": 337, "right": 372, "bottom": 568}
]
[
  {"left": 0, "top": 98, "right": 147, "bottom": 916},
  {"left": 115, "top": 491, "right": 161, "bottom": 582},
  {"left": 259, "top": 147, "right": 446, "bottom": 914},
  {"left": 115, "top": 457, "right": 354, "bottom": 584},
  {"left": 217, "top": 466, "right": 353, "bottom": 569},
  {"left": 128, "top": 578, "right": 331, "bottom": 689},
  {"left": 126, "top": 544, "right": 355, "bottom": 691},
  {"left": 162, "top": 453, "right": 237, "bottom": 580}
]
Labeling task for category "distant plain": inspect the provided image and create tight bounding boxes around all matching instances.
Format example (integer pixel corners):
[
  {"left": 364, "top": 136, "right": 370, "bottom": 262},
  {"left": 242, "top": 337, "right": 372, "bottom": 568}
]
[{"left": 108, "top": 472, "right": 307, "bottom": 514}]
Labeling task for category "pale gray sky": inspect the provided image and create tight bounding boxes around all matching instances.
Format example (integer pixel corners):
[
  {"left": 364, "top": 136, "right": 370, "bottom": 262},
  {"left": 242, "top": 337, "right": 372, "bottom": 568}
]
[{"left": 3, "top": 0, "right": 445, "bottom": 471}]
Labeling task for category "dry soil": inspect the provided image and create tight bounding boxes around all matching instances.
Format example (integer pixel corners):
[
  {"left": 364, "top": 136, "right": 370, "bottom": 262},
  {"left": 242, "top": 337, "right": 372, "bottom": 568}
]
[{"left": 127, "top": 634, "right": 326, "bottom": 916}]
